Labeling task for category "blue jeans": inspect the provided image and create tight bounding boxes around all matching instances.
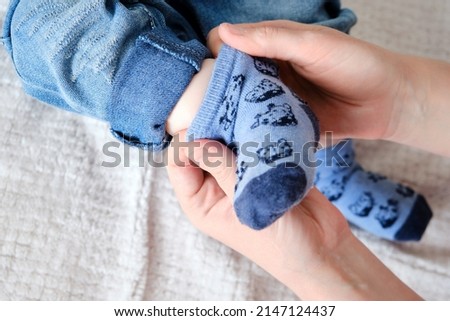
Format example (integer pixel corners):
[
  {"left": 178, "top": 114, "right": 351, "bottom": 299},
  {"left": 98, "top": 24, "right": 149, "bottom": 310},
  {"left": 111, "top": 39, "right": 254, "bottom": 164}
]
[{"left": 1, "top": 0, "right": 356, "bottom": 150}]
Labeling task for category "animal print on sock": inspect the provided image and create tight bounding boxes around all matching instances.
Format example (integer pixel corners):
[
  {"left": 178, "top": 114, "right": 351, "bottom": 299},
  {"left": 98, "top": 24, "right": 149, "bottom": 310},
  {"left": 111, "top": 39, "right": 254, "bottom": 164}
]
[{"left": 315, "top": 140, "right": 433, "bottom": 241}]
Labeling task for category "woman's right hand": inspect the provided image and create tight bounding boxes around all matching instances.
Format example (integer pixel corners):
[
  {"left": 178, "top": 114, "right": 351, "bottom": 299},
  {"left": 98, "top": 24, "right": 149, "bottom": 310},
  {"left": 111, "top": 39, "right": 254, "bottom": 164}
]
[
  {"left": 207, "top": 21, "right": 450, "bottom": 156},
  {"left": 166, "top": 131, "right": 422, "bottom": 300}
]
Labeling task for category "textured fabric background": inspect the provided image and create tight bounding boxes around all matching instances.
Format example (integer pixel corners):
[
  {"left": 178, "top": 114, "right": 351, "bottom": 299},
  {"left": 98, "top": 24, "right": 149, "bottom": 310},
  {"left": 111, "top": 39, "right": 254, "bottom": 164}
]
[{"left": 0, "top": 0, "right": 449, "bottom": 300}]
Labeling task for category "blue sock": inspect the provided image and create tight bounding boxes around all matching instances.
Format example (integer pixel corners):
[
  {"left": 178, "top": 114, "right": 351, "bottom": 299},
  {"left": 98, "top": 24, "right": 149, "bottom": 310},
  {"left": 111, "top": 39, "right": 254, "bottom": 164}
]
[
  {"left": 187, "top": 45, "right": 319, "bottom": 229},
  {"left": 315, "top": 140, "right": 433, "bottom": 241}
]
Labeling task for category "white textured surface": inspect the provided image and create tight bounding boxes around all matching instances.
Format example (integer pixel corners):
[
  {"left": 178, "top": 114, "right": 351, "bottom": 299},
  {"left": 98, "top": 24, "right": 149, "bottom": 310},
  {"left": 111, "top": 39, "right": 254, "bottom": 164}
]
[{"left": 0, "top": 0, "right": 449, "bottom": 300}]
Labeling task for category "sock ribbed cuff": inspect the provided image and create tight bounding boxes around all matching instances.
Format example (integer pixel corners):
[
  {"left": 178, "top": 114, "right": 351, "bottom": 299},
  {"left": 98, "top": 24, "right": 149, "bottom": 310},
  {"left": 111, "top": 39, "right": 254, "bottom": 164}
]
[{"left": 187, "top": 45, "right": 241, "bottom": 142}]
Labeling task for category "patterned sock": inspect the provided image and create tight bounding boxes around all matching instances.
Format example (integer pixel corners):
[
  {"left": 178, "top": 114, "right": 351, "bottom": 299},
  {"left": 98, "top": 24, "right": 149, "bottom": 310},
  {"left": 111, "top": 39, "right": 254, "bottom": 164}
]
[
  {"left": 187, "top": 45, "right": 319, "bottom": 229},
  {"left": 315, "top": 140, "right": 433, "bottom": 241}
]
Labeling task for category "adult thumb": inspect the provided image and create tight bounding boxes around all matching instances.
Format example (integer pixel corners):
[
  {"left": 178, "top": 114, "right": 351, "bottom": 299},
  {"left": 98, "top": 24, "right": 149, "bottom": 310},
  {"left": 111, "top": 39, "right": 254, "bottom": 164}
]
[{"left": 188, "top": 139, "right": 237, "bottom": 200}]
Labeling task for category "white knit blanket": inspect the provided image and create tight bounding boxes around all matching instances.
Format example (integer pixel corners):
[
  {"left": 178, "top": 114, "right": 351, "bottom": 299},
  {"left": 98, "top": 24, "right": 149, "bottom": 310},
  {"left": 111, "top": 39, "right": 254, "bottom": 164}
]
[{"left": 1, "top": 0, "right": 449, "bottom": 300}]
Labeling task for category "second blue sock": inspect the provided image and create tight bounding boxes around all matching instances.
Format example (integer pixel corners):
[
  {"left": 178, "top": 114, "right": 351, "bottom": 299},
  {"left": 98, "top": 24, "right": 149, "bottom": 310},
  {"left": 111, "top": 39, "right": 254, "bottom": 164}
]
[{"left": 315, "top": 140, "right": 433, "bottom": 241}]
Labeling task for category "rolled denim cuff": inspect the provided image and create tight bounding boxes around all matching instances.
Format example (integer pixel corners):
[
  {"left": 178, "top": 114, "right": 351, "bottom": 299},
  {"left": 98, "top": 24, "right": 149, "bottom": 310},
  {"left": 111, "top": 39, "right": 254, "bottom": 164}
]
[
  {"left": 107, "top": 30, "right": 209, "bottom": 151},
  {"left": 317, "top": 8, "right": 357, "bottom": 33}
]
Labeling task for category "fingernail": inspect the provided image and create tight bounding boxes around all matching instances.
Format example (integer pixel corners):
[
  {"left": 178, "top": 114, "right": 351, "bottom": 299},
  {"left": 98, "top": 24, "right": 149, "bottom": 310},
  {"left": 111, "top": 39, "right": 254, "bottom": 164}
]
[{"left": 223, "top": 23, "right": 244, "bottom": 36}]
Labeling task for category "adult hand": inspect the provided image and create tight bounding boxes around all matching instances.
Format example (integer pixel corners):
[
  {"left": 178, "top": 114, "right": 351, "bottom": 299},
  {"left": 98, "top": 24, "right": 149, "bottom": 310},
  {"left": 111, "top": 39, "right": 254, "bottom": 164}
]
[
  {"left": 207, "top": 21, "right": 450, "bottom": 156},
  {"left": 166, "top": 131, "right": 422, "bottom": 300}
]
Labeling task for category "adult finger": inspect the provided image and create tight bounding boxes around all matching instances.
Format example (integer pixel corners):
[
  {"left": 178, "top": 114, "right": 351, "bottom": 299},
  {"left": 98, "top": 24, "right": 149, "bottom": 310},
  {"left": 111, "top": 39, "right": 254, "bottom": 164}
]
[
  {"left": 206, "top": 26, "right": 222, "bottom": 57},
  {"left": 186, "top": 138, "right": 237, "bottom": 200},
  {"left": 216, "top": 20, "right": 351, "bottom": 68},
  {"left": 166, "top": 131, "right": 206, "bottom": 200},
  {"left": 166, "top": 131, "right": 236, "bottom": 199}
]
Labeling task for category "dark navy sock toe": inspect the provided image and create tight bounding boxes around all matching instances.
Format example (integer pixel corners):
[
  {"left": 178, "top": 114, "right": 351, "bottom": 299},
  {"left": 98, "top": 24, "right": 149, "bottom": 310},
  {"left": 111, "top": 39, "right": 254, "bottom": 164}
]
[
  {"left": 394, "top": 194, "right": 433, "bottom": 241},
  {"left": 315, "top": 140, "right": 434, "bottom": 242},
  {"left": 234, "top": 163, "right": 307, "bottom": 230}
]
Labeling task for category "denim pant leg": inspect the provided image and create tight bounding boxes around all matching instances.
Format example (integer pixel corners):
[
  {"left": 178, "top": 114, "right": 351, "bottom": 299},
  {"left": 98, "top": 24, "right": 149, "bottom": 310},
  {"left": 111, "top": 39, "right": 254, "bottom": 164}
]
[
  {"left": 171, "top": 0, "right": 357, "bottom": 36},
  {"left": 1, "top": 0, "right": 209, "bottom": 150},
  {"left": 2, "top": 0, "right": 356, "bottom": 150}
]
